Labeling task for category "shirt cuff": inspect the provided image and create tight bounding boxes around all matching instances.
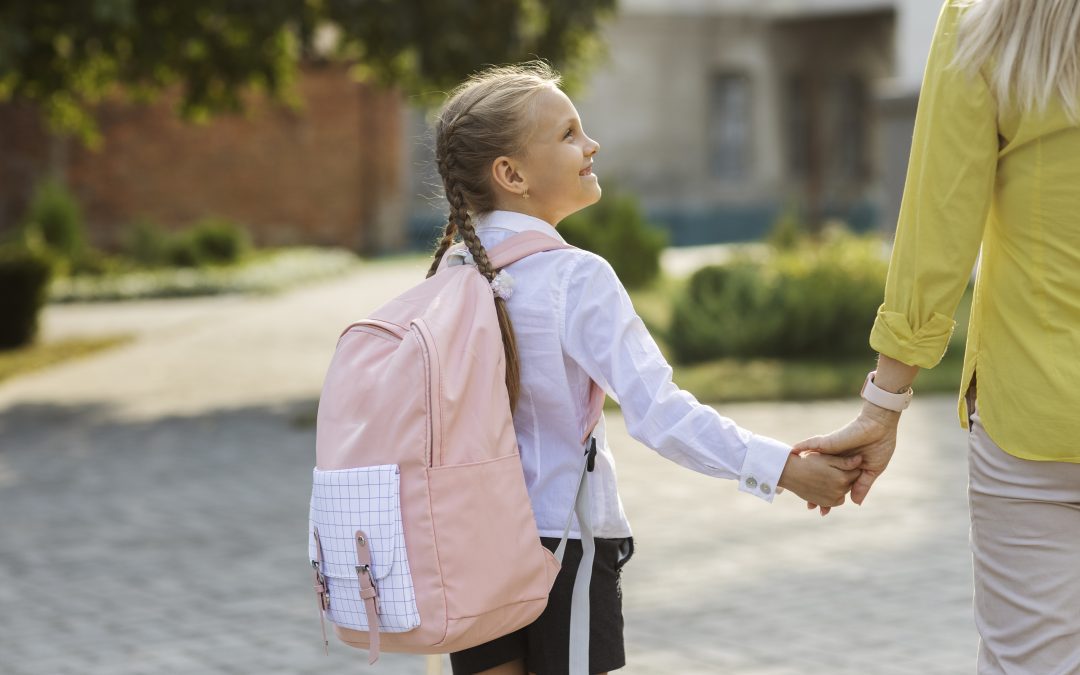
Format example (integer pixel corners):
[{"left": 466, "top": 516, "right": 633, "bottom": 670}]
[
  {"left": 737, "top": 434, "right": 791, "bottom": 503},
  {"left": 869, "top": 306, "right": 956, "bottom": 369}
]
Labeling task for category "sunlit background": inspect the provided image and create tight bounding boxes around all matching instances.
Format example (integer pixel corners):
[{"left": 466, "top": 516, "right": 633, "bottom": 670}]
[{"left": 0, "top": 2, "right": 977, "bottom": 673}]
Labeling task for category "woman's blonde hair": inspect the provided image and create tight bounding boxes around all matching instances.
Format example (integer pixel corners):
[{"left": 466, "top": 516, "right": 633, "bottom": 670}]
[
  {"left": 952, "top": 0, "right": 1080, "bottom": 122},
  {"left": 426, "top": 61, "right": 562, "bottom": 411}
]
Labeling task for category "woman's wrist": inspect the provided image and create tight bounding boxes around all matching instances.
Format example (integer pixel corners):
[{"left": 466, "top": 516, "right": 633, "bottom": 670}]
[
  {"left": 860, "top": 399, "right": 902, "bottom": 426},
  {"left": 873, "top": 354, "right": 919, "bottom": 393}
]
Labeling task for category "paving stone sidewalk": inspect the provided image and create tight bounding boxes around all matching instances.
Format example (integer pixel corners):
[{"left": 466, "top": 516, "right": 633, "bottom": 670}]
[{"left": 0, "top": 260, "right": 977, "bottom": 674}]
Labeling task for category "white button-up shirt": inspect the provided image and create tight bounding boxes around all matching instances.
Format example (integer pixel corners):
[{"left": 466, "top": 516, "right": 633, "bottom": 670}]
[{"left": 470, "top": 210, "right": 791, "bottom": 539}]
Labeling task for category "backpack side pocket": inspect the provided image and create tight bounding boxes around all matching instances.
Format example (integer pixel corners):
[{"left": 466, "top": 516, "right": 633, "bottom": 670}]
[{"left": 309, "top": 464, "right": 421, "bottom": 632}]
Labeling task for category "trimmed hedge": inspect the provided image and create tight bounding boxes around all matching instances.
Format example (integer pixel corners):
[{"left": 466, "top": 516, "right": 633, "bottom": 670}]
[
  {"left": 670, "top": 233, "right": 887, "bottom": 363},
  {"left": 558, "top": 189, "right": 667, "bottom": 289},
  {"left": 0, "top": 245, "right": 53, "bottom": 349}
]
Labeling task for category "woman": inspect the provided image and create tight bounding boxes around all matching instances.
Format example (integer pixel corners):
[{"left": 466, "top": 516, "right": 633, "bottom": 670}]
[{"left": 795, "top": 1, "right": 1080, "bottom": 672}]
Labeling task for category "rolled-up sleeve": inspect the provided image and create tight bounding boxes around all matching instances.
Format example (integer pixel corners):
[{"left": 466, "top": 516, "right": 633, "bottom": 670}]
[
  {"left": 870, "top": 1, "right": 998, "bottom": 368},
  {"left": 560, "top": 252, "right": 791, "bottom": 503}
]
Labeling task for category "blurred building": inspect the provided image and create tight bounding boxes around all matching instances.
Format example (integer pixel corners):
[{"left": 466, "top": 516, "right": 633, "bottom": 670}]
[
  {"left": 406, "top": 0, "right": 941, "bottom": 247},
  {"left": 0, "top": 64, "right": 405, "bottom": 254}
]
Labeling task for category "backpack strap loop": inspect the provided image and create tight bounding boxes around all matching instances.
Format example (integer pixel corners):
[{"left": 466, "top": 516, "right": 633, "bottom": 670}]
[
  {"left": 354, "top": 530, "right": 381, "bottom": 664},
  {"left": 553, "top": 436, "right": 597, "bottom": 675},
  {"left": 311, "top": 527, "right": 330, "bottom": 656}
]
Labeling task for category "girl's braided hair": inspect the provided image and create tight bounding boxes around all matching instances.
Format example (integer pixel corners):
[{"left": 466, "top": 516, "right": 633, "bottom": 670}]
[{"left": 427, "top": 62, "right": 561, "bottom": 412}]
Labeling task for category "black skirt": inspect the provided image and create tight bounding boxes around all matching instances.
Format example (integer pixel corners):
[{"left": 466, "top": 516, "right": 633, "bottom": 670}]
[{"left": 450, "top": 536, "right": 634, "bottom": 675}]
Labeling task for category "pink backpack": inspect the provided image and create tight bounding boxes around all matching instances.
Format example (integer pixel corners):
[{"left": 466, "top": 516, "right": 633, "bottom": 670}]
[{"left": 309, "top": 231, "right": 604, "bottom": 668}]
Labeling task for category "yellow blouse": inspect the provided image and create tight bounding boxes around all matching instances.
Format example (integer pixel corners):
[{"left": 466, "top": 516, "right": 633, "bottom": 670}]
[{"left": 869, "top": 0, "right": 1080, "bottom": 462}]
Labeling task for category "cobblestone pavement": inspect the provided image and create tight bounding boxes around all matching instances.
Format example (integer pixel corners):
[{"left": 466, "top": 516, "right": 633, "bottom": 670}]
[{"left": 1, "top": 259, "right": 977, "bottom": 674}]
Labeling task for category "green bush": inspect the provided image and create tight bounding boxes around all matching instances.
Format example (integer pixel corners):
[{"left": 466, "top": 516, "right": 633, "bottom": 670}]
[
  {"left": 0, "top": 245, "right": 53, "bottom": 349},
  {"left": 69, "top": 248, "right": 127, "bottom": 277},
  {"left": 21, "top": 178, "right": 85, "bottom": 260},
  {"left": 164, "top": 231, "right": 203, "bottom": 268},
  {"left": 123, "top": 217, "right": 172, "bottom": 267},
  {"left": 122, "top": 216, "right": 251, "bottom": 269},
  {"left": 188, "top": 217, "right": 251, "bottom": 265},
  {"left": 558, "top": 189, "right": 667, "bottom": 289},
  {"left": 767, "top": 204, "right": 804, "bottom": 251},
  {"left": 669, "top": 232, "right": 887, "bottom": 363}
]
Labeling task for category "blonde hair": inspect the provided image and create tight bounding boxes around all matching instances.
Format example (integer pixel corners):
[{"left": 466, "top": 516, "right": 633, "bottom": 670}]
[
  {"left": 952, "top": 0, "right": 1080, "bottom": 122},
  {"left": 426, "top": 62, "right": 562, "bottom": 411}
]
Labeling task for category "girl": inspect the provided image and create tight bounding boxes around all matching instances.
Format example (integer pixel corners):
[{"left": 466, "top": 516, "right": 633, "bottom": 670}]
[
  {"left": 796, "top": 0, "right": 1080, "bottom": 672},
  {"left": 428, "top": 62, "right": 861, "bottom": 675}
]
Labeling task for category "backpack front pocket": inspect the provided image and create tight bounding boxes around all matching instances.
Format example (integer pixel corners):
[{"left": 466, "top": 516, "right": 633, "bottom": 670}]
[{"left": 308, "top": 464, "right": 420, "bottom": 632}]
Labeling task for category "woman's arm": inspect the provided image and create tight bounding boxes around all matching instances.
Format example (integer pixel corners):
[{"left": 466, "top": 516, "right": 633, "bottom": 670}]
[{"left": 795, "top": 1, "right": 997, "bottom": 511}]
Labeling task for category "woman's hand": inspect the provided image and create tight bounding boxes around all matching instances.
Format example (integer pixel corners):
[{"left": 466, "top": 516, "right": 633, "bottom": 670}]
[
  {"left": 777, "top": 450, "right": 863, "bottom": 508},
  {"left": 793, "top": 402, "right": 901, "bottom": 513}
]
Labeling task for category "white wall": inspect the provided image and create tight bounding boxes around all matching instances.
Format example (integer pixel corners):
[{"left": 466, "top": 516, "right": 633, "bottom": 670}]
[
  {"left": 623, "top": 0, "right": 943, "bottom": 92},
  {"left": 894, "top": 1, "right": 943, "bottom": 92},
  {"left": 571, "top": 13, "right": 781, "bottom": 214}
]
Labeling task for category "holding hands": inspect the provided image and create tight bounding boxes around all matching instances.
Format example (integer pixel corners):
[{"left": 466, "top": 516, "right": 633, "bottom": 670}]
[
  {"left": 777, "top": 450, "right": 863, "bottom": 508},
  {"left": 792, "top": 401, "right": 901, "bottom": 514},
  {"left": 779, "top": 357, "right": 917, "bottom": 515}
]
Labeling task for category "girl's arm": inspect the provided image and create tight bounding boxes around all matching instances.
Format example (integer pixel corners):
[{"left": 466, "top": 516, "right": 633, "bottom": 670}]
[{"left": 559, "top": 252, "right": 858, "bottom": 506}]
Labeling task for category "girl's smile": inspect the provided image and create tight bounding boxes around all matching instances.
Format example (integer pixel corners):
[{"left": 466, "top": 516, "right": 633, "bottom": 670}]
[{"left": 493, "top": 86, "right": 601, "bottom": 225}]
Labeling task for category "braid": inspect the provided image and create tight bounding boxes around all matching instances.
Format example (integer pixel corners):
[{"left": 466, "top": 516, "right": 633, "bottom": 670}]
[
  {"left": 426, "top": 220, "right": 457, "bottom": 278},
  {"left": 456, "top": 212, "right": 519, "bottom": 408},
  {"left": 426, "top": 141, "right": 467, "bottom": 278},
  {"left": 457, "top": 208, "right": 496, "bottom": 282},
  {"left": 494, "top": 295, "right": 520, "bottom": 411}
]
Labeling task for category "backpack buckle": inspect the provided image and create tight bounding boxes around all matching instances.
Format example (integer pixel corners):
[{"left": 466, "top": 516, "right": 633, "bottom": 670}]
[
  {"left": 355, "top": 563, "right": 381, "bottom": 612},
  {"left": 311, "top": 560, "right": 330, "bottom": 610},
  {"left": 585, "top": 437, "right": 597, "bottom": 472}
]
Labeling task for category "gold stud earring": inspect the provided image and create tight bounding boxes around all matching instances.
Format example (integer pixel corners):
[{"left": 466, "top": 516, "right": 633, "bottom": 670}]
[{"left": 522, "top": 188, "right": 529, "bottom": 200}]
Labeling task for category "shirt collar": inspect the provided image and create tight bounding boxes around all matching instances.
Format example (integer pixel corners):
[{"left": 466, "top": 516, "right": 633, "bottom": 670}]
[{"left": 475, "top": 210, "right": 566, "bottom": 244}]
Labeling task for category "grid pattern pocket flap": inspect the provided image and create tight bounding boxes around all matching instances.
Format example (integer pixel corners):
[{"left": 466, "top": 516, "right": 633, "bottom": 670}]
[{"left": 309, "top": 465, "right": 400, "bottom": 581}]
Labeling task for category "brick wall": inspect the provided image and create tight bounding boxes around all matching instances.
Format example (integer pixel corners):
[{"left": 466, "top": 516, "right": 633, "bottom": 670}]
[
  {"left": 0, "top": 63, "right": 405, "bottom": 253},
  {"left": 0, "top": 102, "right": 54, "bottom": 239}
]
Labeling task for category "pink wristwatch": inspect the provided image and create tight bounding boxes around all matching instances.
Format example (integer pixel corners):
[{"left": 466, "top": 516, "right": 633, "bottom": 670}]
[{"left": 860, "top": 370, "right": 913, "bottom": 412}]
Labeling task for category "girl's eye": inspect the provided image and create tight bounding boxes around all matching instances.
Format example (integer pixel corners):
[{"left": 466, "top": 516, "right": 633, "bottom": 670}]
[{"left": 564, "top": 128, "right": 574, "bottom": 140}]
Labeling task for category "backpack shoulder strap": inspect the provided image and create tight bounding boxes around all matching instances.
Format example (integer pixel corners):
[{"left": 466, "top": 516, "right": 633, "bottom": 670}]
[
  {"left": 487, "top": 231, "right": 572, "bottom": 269},
  {"left": 436, "top": 230, "right": 570, "bottom": 273}
]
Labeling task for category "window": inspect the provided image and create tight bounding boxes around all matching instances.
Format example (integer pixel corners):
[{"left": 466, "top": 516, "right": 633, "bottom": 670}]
[
  {"left": 708, "top": 73, "right": 752, "bottom": 181},
  {"left": 833, "top": 74, "right": 867, "bottom": 181}
]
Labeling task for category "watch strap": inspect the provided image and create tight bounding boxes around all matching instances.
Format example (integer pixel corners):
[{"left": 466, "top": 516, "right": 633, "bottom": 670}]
[{"left": 860, "top": 370, "right": 913, "bottom": 412}]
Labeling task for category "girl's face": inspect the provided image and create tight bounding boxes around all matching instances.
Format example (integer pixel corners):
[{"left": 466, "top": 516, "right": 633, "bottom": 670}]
[{"left": 493, "top": 87, "right": 601, "bottom": 225}]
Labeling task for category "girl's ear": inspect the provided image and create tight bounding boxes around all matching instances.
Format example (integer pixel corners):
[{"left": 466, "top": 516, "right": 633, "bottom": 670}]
[{"left": 491, "top": 156, "right": 527, "bottom": 197}]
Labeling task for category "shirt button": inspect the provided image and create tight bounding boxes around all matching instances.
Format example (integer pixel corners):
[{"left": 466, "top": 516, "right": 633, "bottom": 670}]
[
  {"left": 745, "top": 477, "right": 758, "bottom": 489},
  {"left": 760, "top": 483, "right": 772, "bottom": 495}
]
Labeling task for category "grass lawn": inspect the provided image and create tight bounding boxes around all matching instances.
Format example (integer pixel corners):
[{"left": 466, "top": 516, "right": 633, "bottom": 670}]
[
  {"left": 627, "top": 275, "right": 972, "bottom": 404},
  {"left": 0, "top": 335, "right": 133, "bottom": 383}
]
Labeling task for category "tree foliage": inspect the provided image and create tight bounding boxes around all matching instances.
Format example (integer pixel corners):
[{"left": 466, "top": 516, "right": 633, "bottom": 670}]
[{"left": 0, "top": 0, "right": 615, "bottom": 144}]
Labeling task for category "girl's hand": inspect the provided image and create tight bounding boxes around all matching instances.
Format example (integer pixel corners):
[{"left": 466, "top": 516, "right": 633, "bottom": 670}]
[
  {"left": 793, "top": 402, "right": 901, "bottom": 514},
  {"left": 777, "top": 451, "right": 863, "bottom": 509}
]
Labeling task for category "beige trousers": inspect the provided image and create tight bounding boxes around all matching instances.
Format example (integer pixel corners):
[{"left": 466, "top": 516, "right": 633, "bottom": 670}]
[{"left": 968, "top": 410, "right": 1080, "bottom": 674}]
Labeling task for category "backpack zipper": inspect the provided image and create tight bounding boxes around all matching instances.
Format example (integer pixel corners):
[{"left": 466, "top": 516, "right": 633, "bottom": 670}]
[
  {"left": 411, "top": 318, "right": 441, "bottom": 468},
  {"left": 341, "top": 319, "right": 406, "bottom": 342}
]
